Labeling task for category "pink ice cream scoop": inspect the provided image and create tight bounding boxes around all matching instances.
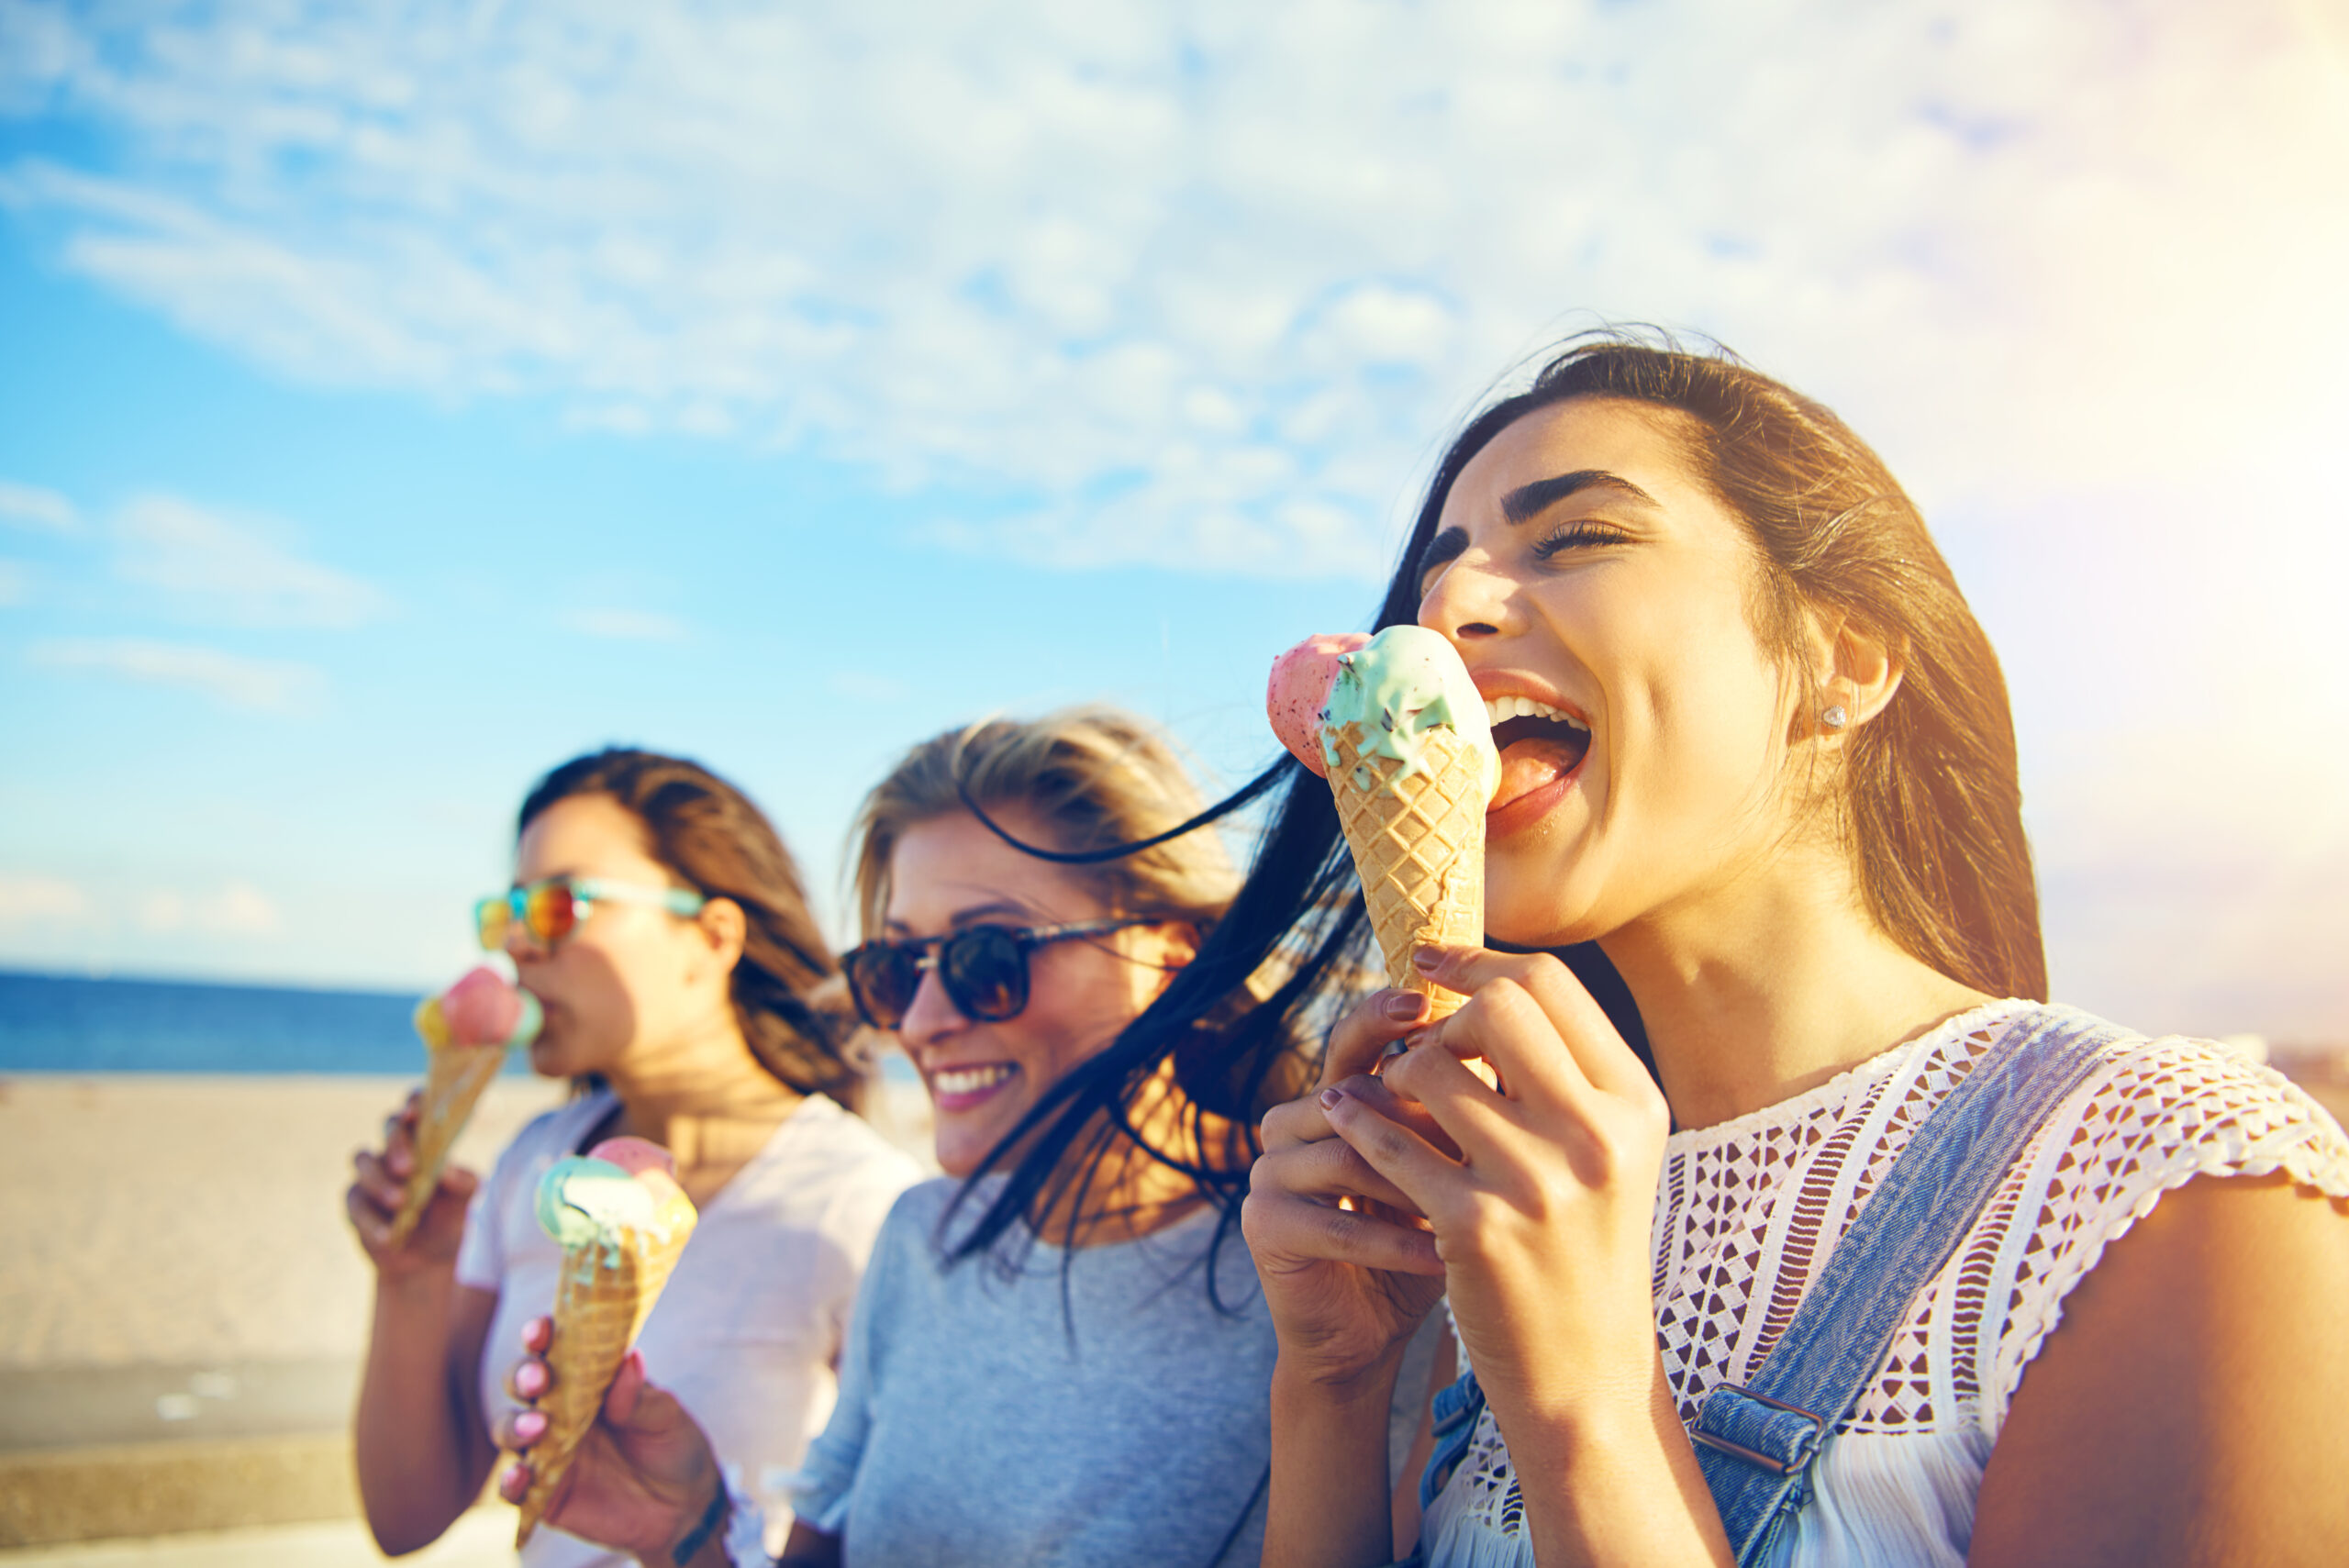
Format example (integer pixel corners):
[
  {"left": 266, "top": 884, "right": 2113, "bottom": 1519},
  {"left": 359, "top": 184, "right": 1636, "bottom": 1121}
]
[
  {"left": 586, "top": 1136, "right": 677, "bottom": 1179},
  {"left": 440, "top": 965, "right": 532, "bottom": 1048},
  {"left": 1266, "top": 633, "right": 1369, "bottom": 776}
]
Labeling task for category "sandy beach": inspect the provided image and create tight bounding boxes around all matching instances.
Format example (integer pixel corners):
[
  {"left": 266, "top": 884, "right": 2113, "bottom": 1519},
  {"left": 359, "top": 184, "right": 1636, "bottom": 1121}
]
[
  {"left": 0, "top": 1070, "right": 932, "bottom": 1552},
  {"left": 0, "top": 1075, "right": 569, "bottom": 1373}
]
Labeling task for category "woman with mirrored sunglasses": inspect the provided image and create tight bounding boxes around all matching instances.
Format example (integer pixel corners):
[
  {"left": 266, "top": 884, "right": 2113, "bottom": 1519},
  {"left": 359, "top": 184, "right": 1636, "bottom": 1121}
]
[
  {"left": 497, "top": 707, "right": 1375, "bottom": 1568},
  {"left": 345, "top": 748, "right": 921, "bottom": 1567}
]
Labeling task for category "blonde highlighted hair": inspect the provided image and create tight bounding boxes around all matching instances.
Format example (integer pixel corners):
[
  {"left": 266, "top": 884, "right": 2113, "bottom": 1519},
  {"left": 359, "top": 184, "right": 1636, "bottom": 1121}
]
[{"left": 849, "top": 706, "right": 1240, "bottom": 942}]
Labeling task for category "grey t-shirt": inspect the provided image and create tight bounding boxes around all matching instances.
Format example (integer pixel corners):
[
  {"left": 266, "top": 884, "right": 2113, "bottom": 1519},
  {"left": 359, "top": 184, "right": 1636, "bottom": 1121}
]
[{"left": 794, "top": 1177, "right": 1277, "bottom": 1567}]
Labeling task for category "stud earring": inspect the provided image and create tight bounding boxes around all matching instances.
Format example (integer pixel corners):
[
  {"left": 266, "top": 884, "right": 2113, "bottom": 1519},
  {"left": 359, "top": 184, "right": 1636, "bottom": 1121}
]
[{"left": 1820, "top": 705, "right": 1848, "bottom": 730}]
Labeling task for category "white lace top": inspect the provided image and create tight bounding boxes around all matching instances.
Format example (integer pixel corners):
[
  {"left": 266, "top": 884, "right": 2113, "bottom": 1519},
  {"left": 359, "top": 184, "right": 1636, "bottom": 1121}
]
[{"left": 1421, "top": 1000, "right": 2349, "bottom": 1567}]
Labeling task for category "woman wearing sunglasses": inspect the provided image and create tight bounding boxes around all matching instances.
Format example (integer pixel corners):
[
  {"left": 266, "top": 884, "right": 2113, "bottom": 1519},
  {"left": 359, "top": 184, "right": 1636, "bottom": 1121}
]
[
  {"left": 346, "top": 749, "right": 921, "bottom": 1566},
  {"left": 495, "top": 708, "right": 1339, "bottom": 1567}
]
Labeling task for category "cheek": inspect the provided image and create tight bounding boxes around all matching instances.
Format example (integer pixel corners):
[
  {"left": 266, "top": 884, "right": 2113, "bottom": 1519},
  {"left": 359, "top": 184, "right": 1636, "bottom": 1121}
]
[{"left": 1021, "top": 956, "right": 1141, "bottom": 1070}]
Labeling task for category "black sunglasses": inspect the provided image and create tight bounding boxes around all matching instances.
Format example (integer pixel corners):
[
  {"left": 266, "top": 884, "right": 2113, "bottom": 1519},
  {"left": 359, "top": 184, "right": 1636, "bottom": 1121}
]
[{"left": 842, "top": 917, "right": 1161, "bottom": 1029}]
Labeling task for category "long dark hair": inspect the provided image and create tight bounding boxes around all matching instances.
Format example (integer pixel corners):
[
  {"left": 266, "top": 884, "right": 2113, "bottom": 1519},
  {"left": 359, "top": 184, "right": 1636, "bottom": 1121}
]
[{"left": 519, "top": 748, "right": 864, "bottom": 1106}]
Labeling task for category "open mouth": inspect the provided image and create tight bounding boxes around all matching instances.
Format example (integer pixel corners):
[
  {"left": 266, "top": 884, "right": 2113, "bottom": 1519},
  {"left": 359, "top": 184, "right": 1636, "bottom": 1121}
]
[
  {"left": 1484, "top": 695, "right": 1592, "bottom": 809},
  {"left": 928, "top": 1062, "right": 1020, "bottom": 1112}
]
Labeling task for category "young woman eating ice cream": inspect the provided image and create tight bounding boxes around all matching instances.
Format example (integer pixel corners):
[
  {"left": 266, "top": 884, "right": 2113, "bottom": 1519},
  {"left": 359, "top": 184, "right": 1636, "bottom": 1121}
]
[
  {"left": 496, "top": 709, "right": 1337, "bottom": 1567},
  {"left": 1231, "top": 337, "right": 2349, "bottom": 1565},
  {"left": 345, "top": 749, "right": 920, "bottom": 1566}
]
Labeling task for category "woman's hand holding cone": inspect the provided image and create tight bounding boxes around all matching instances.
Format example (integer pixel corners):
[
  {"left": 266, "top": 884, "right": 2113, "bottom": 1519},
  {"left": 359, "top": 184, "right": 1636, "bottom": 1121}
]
[
  {"left": 346, "top": 1088, "right": 478, "bottom": 1275},
  {"left": 1243, "top": 987, "right": 1455, "bottom": 1396},
  {"left": 1328, "top": 945, "right": 1670, "bottom": 1426},
  {"left": 496, "top": 1316, "right": 726, "bottom": 1564}
]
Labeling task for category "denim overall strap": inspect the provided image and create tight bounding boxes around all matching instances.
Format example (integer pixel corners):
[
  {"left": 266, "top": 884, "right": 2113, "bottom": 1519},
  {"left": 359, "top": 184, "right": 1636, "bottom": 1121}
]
[
  {"left": 1419, "top": 1364, "right": 1487, "bottom": 1514},
  {"left": 1690, "top": 1007, "right": 2128, "bottom": 1566}
]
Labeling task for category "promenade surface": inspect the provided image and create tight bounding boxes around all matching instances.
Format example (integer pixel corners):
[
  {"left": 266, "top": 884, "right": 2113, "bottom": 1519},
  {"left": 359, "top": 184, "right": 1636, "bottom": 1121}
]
[{"left": 0, "top": 1508, "right": 514, "bottom": 1565}]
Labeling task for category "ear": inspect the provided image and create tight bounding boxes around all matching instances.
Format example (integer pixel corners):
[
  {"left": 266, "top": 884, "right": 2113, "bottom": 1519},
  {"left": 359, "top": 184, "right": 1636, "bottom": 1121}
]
[
  {"left": 1152, "top": 920, "right": 1201, "bottom": 973},
  {"left": 1798, "top": 609, "right": 1905, "bottom": 738},
  {"left": 1830, "top": 615, "right": 1905, "bottom": 728},
  {"left": 693, "top": 895, "right": 748, "bottom": 976},
  {"left": 1125, "top": 919, "right": 1200, "bottom": 979}
]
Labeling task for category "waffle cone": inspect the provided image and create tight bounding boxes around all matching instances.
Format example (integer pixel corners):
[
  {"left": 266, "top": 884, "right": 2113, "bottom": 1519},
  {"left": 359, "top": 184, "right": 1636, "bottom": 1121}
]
[
  {"left": 387, "top": 1041, "right": 505, "bottom": 1247},
  {"left": 515, "top": 1203, "right": 697, "bottom": 1546},
  {"left": 1326, "top": 720, "right": 1489, "bottom": 1023}
]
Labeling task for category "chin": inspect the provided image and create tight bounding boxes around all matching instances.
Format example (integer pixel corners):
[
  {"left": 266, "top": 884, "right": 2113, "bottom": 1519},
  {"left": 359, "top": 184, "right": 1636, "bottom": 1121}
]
[{"left": 1483, "top": 870, "right": 1610, "bottom": 952}]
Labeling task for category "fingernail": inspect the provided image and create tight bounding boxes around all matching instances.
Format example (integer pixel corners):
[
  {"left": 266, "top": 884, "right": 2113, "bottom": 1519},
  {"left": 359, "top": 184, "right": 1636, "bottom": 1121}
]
[
  {"left": 517, "top": 1362, "right": 546, "bottom": 1397},
  {"left": 515, "top": 1410, "right": 546, "bottom": 1442},
  {"left": 1382, "top": 992, "right": 1428, "bottom": 1021},
  {"left": 1319, "top": 1087, "right": 1344, "bottom": 1110},
  {"left": 1411, "top": 947, "right": 1442, "bottom": 973}
]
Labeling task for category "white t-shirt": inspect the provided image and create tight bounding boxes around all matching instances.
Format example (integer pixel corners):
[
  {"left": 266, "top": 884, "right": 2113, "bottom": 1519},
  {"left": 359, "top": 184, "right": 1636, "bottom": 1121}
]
[{"left": 456, "top": 1088, "right": 924, "bottom": 1567}]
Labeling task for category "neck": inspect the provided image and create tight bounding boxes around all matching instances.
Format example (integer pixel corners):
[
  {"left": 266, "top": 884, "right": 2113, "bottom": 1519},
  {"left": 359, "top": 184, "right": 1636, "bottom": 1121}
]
[
  {"left": 1598, "top": 835, "right": 1991, "bottom": 1130},
  {"left": 602, "top": 1002, "right": 805, "bottom": 1179},
  {"left": 1035, "top": 1061, "right": 1227, "bottom": 1247}
]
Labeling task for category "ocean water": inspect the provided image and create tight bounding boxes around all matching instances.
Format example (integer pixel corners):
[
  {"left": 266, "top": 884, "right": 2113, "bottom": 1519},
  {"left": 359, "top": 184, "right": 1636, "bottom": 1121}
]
[
  {"left": 0, "top": 970, "right": 505, "bottom": 1075},
  {"left": 0, "top": 970, "right": 921, "bottom": 1081}
]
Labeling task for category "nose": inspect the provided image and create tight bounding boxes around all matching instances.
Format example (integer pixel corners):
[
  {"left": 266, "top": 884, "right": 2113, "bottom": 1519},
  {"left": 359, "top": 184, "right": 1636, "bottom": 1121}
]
[
  {"left": 1416, "top": 541, "right": 1517, "bottom": 644},
  {"left": 896, "top": 959, "right": 966, "bottom": 1051},
  {"left": 500, "top": 912, "right": 544, "bottom": 963}
]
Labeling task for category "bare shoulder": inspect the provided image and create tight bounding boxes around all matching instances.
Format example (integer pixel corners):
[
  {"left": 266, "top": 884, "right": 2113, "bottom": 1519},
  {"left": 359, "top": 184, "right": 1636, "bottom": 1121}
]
[{"left": 1972, "top": 1172, "right": 2349, "bottom": 1567}]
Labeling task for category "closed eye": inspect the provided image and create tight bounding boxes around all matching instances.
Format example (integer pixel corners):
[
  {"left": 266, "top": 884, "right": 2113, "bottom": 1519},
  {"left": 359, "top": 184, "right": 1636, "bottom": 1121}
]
[{"left": 1531, "top": 520, "right": 1633, "bottom": 561}]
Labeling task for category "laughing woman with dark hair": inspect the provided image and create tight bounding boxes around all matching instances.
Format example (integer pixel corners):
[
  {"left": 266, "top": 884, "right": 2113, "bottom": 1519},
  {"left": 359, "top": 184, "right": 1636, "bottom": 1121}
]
[
  {"left": 1236, "top": 338, "right": 2349, "bottom": 1566},
  {"left": 346, "top": 749, "right": 920, "bottom": 1566}
]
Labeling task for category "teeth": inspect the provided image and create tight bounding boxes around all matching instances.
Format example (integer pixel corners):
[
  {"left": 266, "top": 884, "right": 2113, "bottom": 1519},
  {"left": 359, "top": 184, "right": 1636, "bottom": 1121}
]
[
  {"left": 1483, "top": 695, "right": 1589, "bottom": 731},
  {"left": 931, "top": 1063, "right": 1017, "bottom": 1096}
]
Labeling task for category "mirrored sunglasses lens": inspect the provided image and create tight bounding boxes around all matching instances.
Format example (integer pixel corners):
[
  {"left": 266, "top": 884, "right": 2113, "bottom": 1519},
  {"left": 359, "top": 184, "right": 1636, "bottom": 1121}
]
[
  {"left": 522, "top": 884, "right": 577, "bottom": 944},
  {"left": 847, "top": 946, "right": 919, "bottom": 1028},
  {"left": 941, "top": 929, "right": 1026, "bottom": 1021}
]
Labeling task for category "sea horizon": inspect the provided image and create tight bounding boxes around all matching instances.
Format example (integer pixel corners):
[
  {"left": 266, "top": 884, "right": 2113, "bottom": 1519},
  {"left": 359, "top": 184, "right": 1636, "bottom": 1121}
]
[
  {"left": 0, "top": 967, "right": 499, "bottom": 1076},
  {"left": 0, "top": 967, "right": 922, "bottom": 1082}
]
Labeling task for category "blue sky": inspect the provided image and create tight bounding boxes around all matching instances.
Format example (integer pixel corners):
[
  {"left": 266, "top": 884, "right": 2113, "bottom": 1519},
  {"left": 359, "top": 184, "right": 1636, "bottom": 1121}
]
[{"left": 3, "top": 0, "right": 2345, "bottom": 1040}]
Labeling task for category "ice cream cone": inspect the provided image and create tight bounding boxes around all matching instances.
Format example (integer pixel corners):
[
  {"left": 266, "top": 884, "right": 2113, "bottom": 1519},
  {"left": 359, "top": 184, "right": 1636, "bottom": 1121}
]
[
  {"left": 387, "top": 986, "right": 530, "bottom": 1247},
  {"left": 516, "top": 1155, "right": 697, "bottom": 1547},
  {"left": 1326, "top": 718, "right": 1489, "bottom": 1023}
]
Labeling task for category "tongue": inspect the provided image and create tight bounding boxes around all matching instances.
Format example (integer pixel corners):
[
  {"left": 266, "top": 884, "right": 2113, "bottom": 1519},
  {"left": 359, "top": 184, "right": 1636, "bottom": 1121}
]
[{"left": 1493, "top": 737, "right": 1582, "bottom": 809}]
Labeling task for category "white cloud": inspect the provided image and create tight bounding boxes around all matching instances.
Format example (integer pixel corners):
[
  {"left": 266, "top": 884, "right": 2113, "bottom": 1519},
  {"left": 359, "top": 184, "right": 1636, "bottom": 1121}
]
[
  {"left": 113, "top": 493, "right": 389, "bottom": 628},
  {"left": 0, "top": 560, "right": 28, "bottom": 606},
  {"left": 0, "top": 874, "right": 98, "bottom": 932},
  {"left": 29, "top": 638, "right": 328, "bottom": 714},
  {"left": 136, "top": 888, "right": 186, "bottom": 933},
  {"left": 205, "top": 880, "right": 283, "bottom": 935},
  {"left": 6, "top": 1, "right": 2341, "bottom": 578},
  {"left": 562, "top": 607, "right": 688, "bottom": 641},
  {"left": 0, "top": 480, "right": 77, "bottom": 533}
]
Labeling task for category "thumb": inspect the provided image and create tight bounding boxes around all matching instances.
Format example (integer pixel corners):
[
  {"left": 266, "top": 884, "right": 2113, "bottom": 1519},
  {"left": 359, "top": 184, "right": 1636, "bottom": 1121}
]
[{"left": 605, "top": 1348, "right": 649, "bottom": 1426}]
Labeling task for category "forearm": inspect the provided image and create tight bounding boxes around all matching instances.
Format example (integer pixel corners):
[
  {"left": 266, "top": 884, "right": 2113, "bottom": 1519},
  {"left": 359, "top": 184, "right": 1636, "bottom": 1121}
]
[
  {"left": 353, "top": 1273, "right": 489, "bottom": 1548},
  {"left": 1503, "top": 1358, "right": 1731, "bottom": 1568},
  {"left": 1264, "top": 1357, "right": 1407, "bottom": 1568}
]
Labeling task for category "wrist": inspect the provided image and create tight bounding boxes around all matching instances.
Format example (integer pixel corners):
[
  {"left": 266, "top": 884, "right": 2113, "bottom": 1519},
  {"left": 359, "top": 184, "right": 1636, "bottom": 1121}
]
[
  {"left": 1479, "top": 1359, "right": 1680, "bottom": 1481},
  {"left": 374, "top": 1263, "right": 454, "bottom": 1310},
  {"left": 661, "top": 1473, "right": 730, "bottom": 1568},
  {"left": 1272, "top": 1349, "right": 1406, "bottom": 1412}
]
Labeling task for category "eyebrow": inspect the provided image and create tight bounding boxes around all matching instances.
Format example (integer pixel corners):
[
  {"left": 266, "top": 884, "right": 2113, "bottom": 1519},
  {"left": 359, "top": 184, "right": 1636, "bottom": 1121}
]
[
  {"left": 1499, "top": 469, "right": 1661, "bottom": 524},
  {"left": 884, "top": 899, "right": 1038, "bottom": 938}
]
